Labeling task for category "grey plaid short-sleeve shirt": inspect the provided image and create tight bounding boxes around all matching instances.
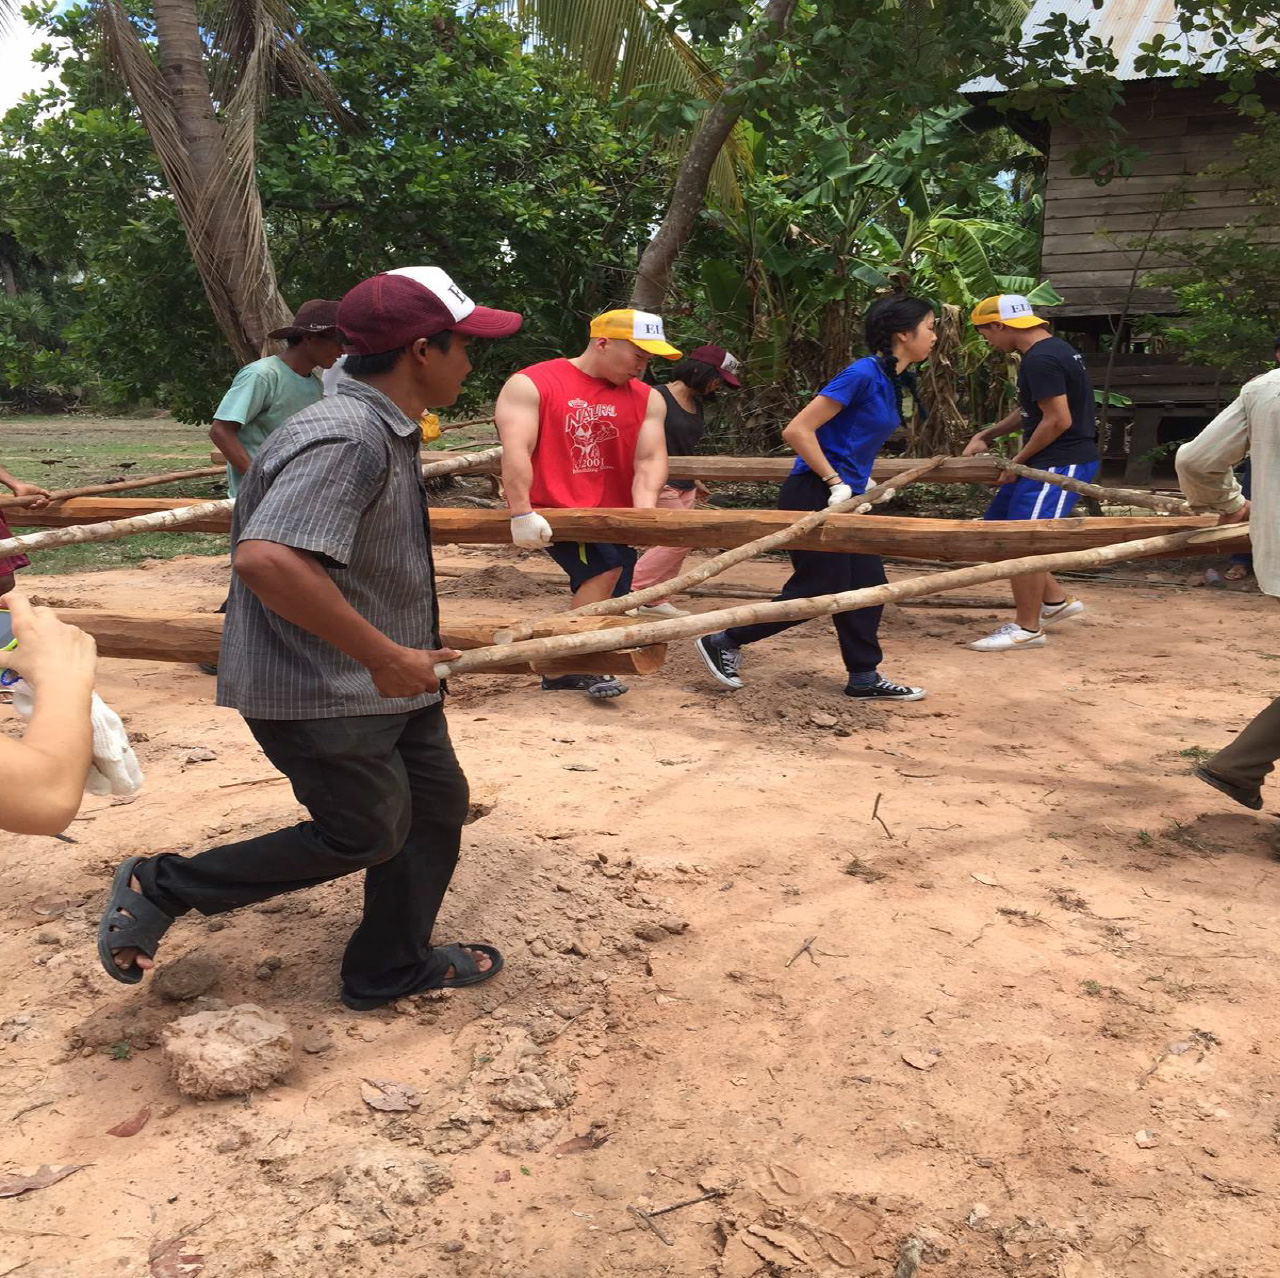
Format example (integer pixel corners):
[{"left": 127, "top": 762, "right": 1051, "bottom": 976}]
[{"left": 216, "top": 379, "right": 442, "bottom": 720}]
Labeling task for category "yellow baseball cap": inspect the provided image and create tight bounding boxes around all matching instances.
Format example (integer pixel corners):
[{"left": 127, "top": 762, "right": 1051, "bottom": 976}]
[
  {"left": 589, "top": 308, "right": 682, "bottom": 358},
  {"left": 970, "top": 294, "right": 1048, "bottom": 329}
]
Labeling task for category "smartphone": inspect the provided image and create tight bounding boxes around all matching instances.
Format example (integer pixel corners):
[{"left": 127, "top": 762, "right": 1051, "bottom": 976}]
[{"left": 0, "top": 608, "right": 16, "bottom": 687}]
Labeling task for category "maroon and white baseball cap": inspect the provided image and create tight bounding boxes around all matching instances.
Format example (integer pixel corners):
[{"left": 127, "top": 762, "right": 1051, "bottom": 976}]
[
  {"left": 687, "top": 344, "right": 742, "bottom": 388},
  {"left": 338, "top": 266, "right": 523, "bottom": 355}
]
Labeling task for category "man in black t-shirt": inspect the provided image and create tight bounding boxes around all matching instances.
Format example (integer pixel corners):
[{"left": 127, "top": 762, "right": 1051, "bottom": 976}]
[{"left": 963, "top": 294, "right": 1100, "bottom": 652}]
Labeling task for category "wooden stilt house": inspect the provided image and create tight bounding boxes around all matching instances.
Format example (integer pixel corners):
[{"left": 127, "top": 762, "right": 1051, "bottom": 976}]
[{"left": 966, "top": 0, "right": 1280, "bottom": 483}]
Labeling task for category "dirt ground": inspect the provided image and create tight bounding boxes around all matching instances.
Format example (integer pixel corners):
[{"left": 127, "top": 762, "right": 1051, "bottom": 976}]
[{"left": 3, "top": 546, "right": 1280, "bottom": 1278}]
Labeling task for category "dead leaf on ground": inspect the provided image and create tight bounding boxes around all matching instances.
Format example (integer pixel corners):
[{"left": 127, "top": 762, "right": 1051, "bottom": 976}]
[
  {"left": 149, "top": 1236, "right": 205, "bottom": 1278},
  {"left": 552, "top": 1130, "right": 609, "bottom": 1156},
  {"left": 107, "top": 1105, "right": 151, "bottom": 1137},
  {"left": 360, "top": 1078, "right": 421, "bottom": 1113},
  {"left": 901, "top": 1048, "right": 940, "bottom": 1071},
  {"left": 0, "top": 1163, "right": 86, "bottom": 1198},
  {"left": 971, "top": 873, "right": 1000, "bottom": 887}
]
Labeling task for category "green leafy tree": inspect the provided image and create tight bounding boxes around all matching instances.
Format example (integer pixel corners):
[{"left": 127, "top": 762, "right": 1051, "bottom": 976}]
[{"left": 0, "top": 0, "right": 670, "bottom": 418}]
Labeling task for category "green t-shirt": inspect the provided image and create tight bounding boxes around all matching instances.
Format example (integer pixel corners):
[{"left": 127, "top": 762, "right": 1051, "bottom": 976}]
[{"left": 214, "top": 356, "right": 323, "bottom": 496}]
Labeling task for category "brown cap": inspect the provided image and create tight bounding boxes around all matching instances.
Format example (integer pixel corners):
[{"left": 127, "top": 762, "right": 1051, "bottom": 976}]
[
  {"left": 338, "top": 267, "right": 523, "bottom": 355},
  {"left": 268, "top": 299, "right": 344, "bottom": 341}
]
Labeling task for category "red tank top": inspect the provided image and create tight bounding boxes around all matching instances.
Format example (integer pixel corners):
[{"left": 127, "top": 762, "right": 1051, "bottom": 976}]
[{"left": 521, "top": 358, "right": 650, "bottom": 508}]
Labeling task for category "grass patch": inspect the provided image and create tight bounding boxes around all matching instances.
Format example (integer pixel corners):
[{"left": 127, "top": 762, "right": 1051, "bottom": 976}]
[
  {"left": 17, "top": 532, "right": 228, "bottom": 575},
  {"left": 1178, "top": 746, "right": 1213, "bottom": 763}
]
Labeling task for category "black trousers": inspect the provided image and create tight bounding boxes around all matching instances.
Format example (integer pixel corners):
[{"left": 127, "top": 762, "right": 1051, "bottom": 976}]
[
  {"left": 723, "top": 471, "right": 885, "bottom": 675},
  {"left": 135, "top": 702, "right": 469, "bottom": 1003}
]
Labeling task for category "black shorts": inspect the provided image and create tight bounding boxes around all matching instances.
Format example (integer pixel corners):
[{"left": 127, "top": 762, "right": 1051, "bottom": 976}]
[{"left": 545, "top": 541, "right": 637, "bottom": 594}]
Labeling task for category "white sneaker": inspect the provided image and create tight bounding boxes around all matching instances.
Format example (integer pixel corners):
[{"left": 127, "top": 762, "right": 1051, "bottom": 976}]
[
  {"left": 968, "top": 623, "right": 1047, "bottom": 652},
  {"left": 1040, "top": 597, "right": 1085, "bottom": 627},
  {"left": 631, "top": 602, "right": 689, "bottom": 619}
]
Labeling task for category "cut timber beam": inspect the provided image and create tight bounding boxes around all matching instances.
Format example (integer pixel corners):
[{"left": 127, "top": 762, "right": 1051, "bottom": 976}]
[
  {"left": 12, "top": 498, "right": 1241, "bottom": 561},
  {"left": 53, "top": 610, "right": 666, "bottom": 678},
  {"left": 209, "top": 450, "right": 1006, "bottom": 484}
]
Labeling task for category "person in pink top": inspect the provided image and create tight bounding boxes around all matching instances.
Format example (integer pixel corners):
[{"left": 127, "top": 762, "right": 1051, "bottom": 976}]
[
  {"left": 495, "top": 308, "right": 675, "bottom": 699},
  {"left": 629, "top": 344, "right": 741, "bottom": 618}
]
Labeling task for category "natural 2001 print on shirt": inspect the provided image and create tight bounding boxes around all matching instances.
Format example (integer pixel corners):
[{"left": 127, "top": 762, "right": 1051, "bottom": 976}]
[{"left": 565, "top": 398, "right": 621, "bottom": 473}]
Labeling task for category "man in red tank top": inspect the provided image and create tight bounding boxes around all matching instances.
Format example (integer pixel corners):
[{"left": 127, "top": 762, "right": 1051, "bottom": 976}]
[{"left": 495, "top": 309, "right": 676, "bottom": 699}]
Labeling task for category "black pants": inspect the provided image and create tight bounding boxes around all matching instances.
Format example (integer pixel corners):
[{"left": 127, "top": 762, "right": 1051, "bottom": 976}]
[
  {"left": 723, "top": 471, "right": 885, "bottom": 675},
  {"left": 135, "top": 703, "right": 469, "bottom": 1003}
]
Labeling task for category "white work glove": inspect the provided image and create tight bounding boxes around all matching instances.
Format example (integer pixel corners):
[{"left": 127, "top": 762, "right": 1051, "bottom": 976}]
[
  {"left": 826, "top": 483, "right": 854, "bottom": 507},
  {"left": 510, "top": 511, "right": 553, "bottom": 548},
  {"left": 10, "top": 680, "right": 144, "bottom": 797}
]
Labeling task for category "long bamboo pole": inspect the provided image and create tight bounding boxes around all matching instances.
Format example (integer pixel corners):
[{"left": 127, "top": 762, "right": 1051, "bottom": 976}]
[
  {"left": 0, "top": 499, "right": 233, "bottom": 559},
  {"left": 976, "top": 455, "right": 1192, "bottom": 515},
  {"left": 421, "top": 446, "right": 503, "bottom": 479},
  {"left": 0, "top": 465, "right": 226, "bottom": 510},
  {"left": 435, "top": 523, "right": 1245, "bottom": 678},
  {"left": 496, "top": 455, "right": 946, "bottom": 643}
]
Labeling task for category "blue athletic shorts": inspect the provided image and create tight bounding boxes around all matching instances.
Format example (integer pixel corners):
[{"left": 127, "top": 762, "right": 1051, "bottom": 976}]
[
  {"left": 982, "top": 461, "right": 1101, "bottom": 521},
  {"left": 545, "top": 541, "right": 637, "bottom": 594}
]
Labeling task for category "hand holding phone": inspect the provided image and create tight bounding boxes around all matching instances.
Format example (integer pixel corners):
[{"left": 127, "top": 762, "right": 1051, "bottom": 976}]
[{"left": 0, "top": 594, "right": 97, "bottom": 691}]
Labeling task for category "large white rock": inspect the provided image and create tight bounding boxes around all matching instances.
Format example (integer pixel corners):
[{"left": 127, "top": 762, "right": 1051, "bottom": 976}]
[{"left": 162, "top": 1002, "right": 294, "bottom": 1098}]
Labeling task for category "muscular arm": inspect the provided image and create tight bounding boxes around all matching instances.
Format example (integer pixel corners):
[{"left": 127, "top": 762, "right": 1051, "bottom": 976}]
[
  {"left": 781, "top": 395, "right": 846, "bottom": 480},
  {"left": 494, "top": 373, "right": 542, "bottom": 513},
  {"left": 631, "top": 387, "right": 669, "bottom": 508},
  {"left": 210, "top": 419, "right": 252, "bottom": 475},
  {"left": 1013, "top": 394, "right": 1072, "bottom": 465}
]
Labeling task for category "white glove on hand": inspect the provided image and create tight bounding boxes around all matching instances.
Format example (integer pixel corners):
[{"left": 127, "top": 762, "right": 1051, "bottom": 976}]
[
  {"left": 826, "top": 483, "right": 854, "bottom": 507},
  {"left": 10, "top": 681, "right": 144, "bottom": 797},
  {"left": 510, "top": 511, "right": 553, "bottom": 548}
]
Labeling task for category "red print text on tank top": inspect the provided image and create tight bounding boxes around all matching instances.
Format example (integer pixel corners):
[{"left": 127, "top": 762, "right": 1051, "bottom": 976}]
[{"left": 519, "top": 358, "right": 649, "bottom": 508}]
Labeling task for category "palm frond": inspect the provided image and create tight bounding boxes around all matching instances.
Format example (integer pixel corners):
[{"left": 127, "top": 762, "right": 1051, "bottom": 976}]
[{"left": 497, "top": 0, "right": 749, "bottom": 208}]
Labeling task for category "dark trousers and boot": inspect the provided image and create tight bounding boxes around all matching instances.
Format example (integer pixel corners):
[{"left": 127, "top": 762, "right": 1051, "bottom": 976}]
[
  {"left": 722, "top": 471, "right": 885, "bottom": 675},
  {"left": 1205, "top": 697, "right": 1280, "bottom": 799},
  {"left": 134, "top": 702, "right": 470, "bottom": 1006}
]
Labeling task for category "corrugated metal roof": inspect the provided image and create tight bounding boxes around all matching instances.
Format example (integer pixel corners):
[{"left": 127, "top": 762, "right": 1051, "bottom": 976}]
[{"left": 963, "top": 0, "right": 1267, "bottom": 93}]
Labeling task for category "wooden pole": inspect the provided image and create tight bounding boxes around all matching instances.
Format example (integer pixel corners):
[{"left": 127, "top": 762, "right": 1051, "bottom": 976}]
[
  {"left": 9, "top": 497, "right": 1242, "bottom": 562},
  {"left": 435, "top": 523, "right": 1245, "bottom": 678},
  {"left": 497, "top": 456, "right": 945, "bottom": 642},
  {"left": 0, "top": 465, "right": 226, "bottom": 510},
  {"left": 977, "top": 455, "right": 1192, "bottom": 514},
  {"left": 52, "top": 609, "right": 666, "bottom": 678},
  {"left": 421, "top": 446, "right": 503, "bottom": 479},
  {"left": 212, "top": 449, "right": 1008, "bottom": 483},
  {"left": 0, "top": 500, "right": 233, "bottom": 559}
]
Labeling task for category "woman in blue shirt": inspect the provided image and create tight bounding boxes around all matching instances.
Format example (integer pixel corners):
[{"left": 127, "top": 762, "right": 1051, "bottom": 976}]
[{"left": 695, "top": 295, "right": 936, "bottom": 700}]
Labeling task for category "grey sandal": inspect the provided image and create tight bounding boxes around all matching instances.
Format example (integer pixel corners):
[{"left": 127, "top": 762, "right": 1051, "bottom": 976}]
[
  {"left": 341, "top": 943, "right": 504, "bottom": 1011},
  {"left": 97, "top": 856, "right": 174, "bottom": 984}
]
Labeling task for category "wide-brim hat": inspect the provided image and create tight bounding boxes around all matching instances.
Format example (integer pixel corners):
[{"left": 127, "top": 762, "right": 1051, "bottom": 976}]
[{"left": 268, "top": 298, "right": 344, "bottom": 341}]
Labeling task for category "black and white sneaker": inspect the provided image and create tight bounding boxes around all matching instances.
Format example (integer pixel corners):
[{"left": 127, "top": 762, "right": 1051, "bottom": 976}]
[
  {"left": 844, "top": 676, "right": 926, "bottom": 702},
  {"left": 694, "top": 633, "right": 744, "bottom": 689},
  {"left": 540, "top": 674, "right": 629, "bottom": 700}
]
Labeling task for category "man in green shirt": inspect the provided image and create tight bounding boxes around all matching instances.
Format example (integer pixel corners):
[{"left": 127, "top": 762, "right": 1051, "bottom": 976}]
[
  {"left": 202, "top": 300, "right": 344, "bottom": 674},
  {"left": 209, "top": 299, "right": 345, "bottom": 496}
]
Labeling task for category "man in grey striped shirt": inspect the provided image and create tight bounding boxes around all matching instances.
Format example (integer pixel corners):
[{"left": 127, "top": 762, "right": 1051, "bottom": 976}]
[{"left": 97, "top": 268, "right": 523, "bottom": 1010}]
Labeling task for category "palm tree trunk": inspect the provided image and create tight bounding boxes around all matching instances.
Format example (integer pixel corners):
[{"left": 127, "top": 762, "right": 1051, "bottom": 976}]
[
  {"left": 102, "top": 0, "right": 290, "bottom": 362},
  {"left": 630, "top": 0, "right": 797, "bottom": 311}
]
